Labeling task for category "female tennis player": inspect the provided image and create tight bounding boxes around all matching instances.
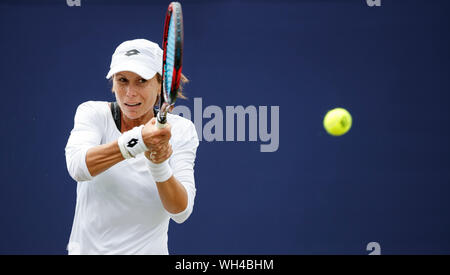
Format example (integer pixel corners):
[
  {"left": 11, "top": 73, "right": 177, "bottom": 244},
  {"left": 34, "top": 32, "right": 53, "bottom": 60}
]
[{"left": 65, "top": 39, "right": 199, "bottom": 255}]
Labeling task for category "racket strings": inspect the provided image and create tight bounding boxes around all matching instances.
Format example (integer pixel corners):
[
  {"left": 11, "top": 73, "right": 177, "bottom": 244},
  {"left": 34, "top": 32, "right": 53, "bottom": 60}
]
[{"left": 164, "top": 13, "right": 177, "bottom": 101}]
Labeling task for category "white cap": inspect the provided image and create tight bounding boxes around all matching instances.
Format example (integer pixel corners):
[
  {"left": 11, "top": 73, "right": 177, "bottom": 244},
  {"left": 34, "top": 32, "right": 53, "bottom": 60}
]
[{"left": 106, "top": 39, "right": 163, "bottom": 80}]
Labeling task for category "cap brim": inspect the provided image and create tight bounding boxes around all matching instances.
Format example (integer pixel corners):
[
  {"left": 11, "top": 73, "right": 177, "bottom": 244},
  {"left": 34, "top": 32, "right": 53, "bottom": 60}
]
[{"left": 106, "top": 61, "right": 158, "bottom": 80}]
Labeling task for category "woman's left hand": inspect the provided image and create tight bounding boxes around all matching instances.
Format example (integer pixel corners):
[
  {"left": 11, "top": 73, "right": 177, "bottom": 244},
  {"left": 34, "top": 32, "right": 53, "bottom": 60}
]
[{"left": 142, "top": 117, "right": 173, "bottom": 163}]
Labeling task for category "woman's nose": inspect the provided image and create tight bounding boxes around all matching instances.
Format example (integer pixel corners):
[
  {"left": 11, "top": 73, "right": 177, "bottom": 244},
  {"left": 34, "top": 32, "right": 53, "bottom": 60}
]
[{"left": 126, "top": 85, "right": 138, "bottom": 97}]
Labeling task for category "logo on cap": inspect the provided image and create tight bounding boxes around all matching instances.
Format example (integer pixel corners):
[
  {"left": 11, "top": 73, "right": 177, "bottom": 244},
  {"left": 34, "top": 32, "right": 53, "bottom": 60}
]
[{"left": 125, "top": 49, "right": 140, "bottom": 56}]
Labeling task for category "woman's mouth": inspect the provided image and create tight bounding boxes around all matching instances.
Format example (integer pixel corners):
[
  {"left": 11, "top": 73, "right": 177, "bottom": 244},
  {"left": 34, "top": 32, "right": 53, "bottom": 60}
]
[{"left": 125, "top": 103, "right": 141, "bottom": 107}]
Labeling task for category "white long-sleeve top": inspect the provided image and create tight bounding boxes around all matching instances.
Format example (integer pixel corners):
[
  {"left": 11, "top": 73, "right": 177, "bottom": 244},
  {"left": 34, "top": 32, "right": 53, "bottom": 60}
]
[{"left": 65, "top": 101, "right": 199, "bottom": 255}]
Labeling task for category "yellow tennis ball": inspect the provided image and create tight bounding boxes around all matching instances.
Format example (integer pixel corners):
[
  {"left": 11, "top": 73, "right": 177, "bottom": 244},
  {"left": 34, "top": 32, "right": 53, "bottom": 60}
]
[{"left": 323, "top": 108, "right": 352, "bottom": 136}]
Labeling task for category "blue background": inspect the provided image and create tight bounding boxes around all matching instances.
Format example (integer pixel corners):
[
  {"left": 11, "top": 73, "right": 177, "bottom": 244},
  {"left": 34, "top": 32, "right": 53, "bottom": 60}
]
[{"left": 1, "top": 0, "right": 449, "bottom": 254}]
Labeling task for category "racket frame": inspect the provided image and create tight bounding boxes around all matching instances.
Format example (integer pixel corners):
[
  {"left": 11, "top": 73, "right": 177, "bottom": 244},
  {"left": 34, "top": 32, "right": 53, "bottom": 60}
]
[{"left": 157, "top": 2, "right": 183, "bottom": 126}]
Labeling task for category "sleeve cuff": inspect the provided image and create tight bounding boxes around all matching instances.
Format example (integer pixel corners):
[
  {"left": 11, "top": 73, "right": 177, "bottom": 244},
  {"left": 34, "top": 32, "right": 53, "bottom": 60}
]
[
  {"left": 165, "top": 186, "right": 193, "bottom": 224},
  {"left": 80, "top": 146, "right": 94, "bottom": 181}
]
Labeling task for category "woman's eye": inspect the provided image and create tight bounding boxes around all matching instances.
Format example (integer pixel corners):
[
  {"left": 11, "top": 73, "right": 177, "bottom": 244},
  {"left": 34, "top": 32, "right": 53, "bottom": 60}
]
[
  {"left": 138, "top": 78, "right": 147, "bottom": 83},
  {"left": 119, "top": 78, "right": 127, "bottom": 83}
]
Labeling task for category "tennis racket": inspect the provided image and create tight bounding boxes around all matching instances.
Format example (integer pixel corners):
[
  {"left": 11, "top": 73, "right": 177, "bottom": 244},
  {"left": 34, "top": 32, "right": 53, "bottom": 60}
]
[{"left": 156, "top": 2, "right": 184, "bottom": 129}]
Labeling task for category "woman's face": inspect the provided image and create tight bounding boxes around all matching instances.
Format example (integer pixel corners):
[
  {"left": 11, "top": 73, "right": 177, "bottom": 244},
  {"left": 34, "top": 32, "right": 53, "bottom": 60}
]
[{"left": 112, "top": 71, "right": 160, "bottom": 120}]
